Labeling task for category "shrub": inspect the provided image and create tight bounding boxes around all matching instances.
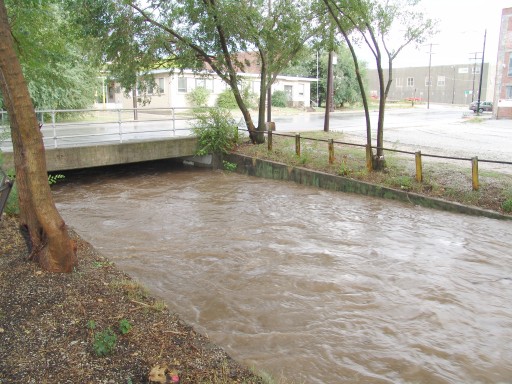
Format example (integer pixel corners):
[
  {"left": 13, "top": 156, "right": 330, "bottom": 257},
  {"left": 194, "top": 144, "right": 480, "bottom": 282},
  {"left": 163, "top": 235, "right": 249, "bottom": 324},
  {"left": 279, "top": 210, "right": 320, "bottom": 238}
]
[
  {"left": 191, "top": 108, "right": 238, "bottom": 155},
  {"left": 271, "top": 90, "right": 289, "bottom": 107},
  {"left": 186, "top": 86, "right": 210, "bottom": 108},
  {"left": 216, "top": 85, "right": 258, "bottom": 109},
  {"left": 216, "top": 88, "right": 238, "bottom": 109}
]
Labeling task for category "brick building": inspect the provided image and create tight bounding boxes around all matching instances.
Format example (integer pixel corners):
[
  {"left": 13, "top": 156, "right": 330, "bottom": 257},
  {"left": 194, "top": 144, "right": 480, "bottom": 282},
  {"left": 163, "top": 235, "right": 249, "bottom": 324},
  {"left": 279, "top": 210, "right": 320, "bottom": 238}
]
[{"left": 493, "top": 7, "right": 512, "bottom": 119}]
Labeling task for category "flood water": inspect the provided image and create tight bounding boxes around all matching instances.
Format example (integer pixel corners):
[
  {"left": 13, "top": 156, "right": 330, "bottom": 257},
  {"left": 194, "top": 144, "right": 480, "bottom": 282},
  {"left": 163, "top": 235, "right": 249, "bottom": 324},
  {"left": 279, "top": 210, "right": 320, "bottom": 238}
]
[{"left": 52, "top": 162, "right": 512, "bottom": 384}]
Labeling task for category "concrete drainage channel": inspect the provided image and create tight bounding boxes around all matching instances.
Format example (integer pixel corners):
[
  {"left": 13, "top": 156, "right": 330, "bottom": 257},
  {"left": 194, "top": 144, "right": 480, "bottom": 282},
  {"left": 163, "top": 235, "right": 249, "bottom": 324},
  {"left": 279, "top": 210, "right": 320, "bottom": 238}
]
[{"left": 222, "top": 153, "right": 511, "bottom": 221}]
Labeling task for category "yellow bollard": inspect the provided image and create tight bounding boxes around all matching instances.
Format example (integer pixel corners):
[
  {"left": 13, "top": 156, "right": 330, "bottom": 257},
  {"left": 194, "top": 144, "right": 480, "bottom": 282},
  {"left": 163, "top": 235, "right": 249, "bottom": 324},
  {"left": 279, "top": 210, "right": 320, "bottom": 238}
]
[
  {"left": 267, "top": 129, "right": 272, "bottom": 151},
  {"left": 415, "top": 151, "right": 423, "bottom": 182},
  {"left": 295, "top": 134, "right": 301, "bottom": 157},
  {"left": 472, "top": 157, "right": 479, "bottom": 191}
]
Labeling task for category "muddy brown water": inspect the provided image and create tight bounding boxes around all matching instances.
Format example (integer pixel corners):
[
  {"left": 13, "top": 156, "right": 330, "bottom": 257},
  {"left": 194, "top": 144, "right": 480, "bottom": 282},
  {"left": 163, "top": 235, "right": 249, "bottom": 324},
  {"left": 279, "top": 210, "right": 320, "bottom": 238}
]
[{"left": 52, "top": 162, "right": 512, "bottom": 384}]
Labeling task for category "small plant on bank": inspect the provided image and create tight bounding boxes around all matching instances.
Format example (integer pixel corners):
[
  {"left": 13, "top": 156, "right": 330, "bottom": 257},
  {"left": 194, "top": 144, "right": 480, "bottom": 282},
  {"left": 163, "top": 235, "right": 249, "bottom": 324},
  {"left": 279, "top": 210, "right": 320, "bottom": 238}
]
[
  {"left": 86, "top": 320, "right": 96, "bottom": 331},
  {"left": 337, "top": 155, "right": 352, "bottom": 176},
  {"left": 223, "top": 160, "right": 237, "bottom": 172},
  {"left": 48, "top": 173, "right": 65, "bottom": 185},
  {"left": 92, "top": 327, "right": 117, "bottom": 357},
  {"left": 119, "top": 319, "right": 132, "bottom": 335},
  {"left": 502, "top": 198, "right": 512, "bottom": 213},
  {"left": 191, "top": 108, "right": 239, "bottom": 156}
]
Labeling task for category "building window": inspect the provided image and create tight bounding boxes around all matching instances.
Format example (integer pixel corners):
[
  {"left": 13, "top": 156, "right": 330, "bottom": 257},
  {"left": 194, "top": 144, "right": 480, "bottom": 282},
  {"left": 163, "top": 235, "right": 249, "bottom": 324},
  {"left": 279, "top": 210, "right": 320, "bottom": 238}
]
[
  {"left": 157, "top": 78, "right": 165, "bottom": 93},
  {"left": 195, "top": 78, "right": 213, "bottom": 91},
  {"left": 425, "top": 77, "right": 431, "bottom": 87},
  {"left": 195, "top": 78, "right": 206, "bottom": 89},
  {"left": 458, "top": 67, "right": 469, "bottom": 74},
  {"left": 506, "top": 86, "right": 512, "bottom": 99},
  {"left": 284, "top": 85, "right": 293, "bottom": 99},
  {"left": 407, "top": 77, "right": 414, "bottom": 87},
  {"left": 148, "top": 77, "right": 164, "bottom": 95},
  {"left": 508, "top": 57, "right": 512, "bottom": 77},
  {"left": 395, "top": 78, "right": 403, "bottom": 87},
  {"left": 437, "top": 76, "right": 445, "bottom": 86},
  {"left": 178, "top": 77, "right": 187, "bottom": 93}
]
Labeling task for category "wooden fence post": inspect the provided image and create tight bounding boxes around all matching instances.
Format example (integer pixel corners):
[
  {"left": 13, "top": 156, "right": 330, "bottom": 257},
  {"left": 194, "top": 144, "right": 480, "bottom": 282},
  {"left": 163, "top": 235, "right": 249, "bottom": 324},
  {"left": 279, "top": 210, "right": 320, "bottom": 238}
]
[
  {"left": 295, "top": 134, "right": 301, "bottom": 157},
  {"left": 415, "top": 151, "right": 423, "bottom": 182},
  {"left": 328, "top": 139, "right": 334, "bottom": 164},
  {"left": 472, "top": 157, "right": 479, "bottom": 190},
  {"left": 267, "top": 129, "right": 272, "bottom": 151}
]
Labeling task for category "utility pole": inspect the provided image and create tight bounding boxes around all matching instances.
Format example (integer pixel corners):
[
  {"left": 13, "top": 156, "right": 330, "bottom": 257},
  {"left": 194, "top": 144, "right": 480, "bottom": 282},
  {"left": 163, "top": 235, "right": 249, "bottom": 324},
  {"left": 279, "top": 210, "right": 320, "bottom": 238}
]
[
  {"left": 425, "top": 43, "right": 437, "bottom": 109},
  {"left": 476, "top": 30, "right": 487, "bottom": 116},
  {"left": 468, "top": 51, "right": 480, "bottom": 102}
]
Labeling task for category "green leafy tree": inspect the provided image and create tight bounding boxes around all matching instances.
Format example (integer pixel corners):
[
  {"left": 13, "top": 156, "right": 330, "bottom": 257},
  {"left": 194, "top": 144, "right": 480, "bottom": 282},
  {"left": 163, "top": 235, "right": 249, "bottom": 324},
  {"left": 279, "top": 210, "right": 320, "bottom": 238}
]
[
  {"left": 71, "top": 0, "right": 317, "bottom": 144},
  {"left": 322, "top": 0, "right": 437, "bottom": 169},
  {"left": 2, "top": 0, "right": 99, "bottom": 110}
]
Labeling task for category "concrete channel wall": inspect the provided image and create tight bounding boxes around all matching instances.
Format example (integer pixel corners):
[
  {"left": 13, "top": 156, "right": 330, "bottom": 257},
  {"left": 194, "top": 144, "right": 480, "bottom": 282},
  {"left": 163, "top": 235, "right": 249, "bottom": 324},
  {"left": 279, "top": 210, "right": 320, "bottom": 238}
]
[{"left": 224, "top": 153, "right": 512, "bottom": 221}]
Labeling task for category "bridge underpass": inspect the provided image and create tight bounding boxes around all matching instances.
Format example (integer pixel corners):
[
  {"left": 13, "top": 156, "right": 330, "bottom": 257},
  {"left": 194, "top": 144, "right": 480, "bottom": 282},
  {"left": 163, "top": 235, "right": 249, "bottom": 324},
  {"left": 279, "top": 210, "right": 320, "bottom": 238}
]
[{"left": 1, "top": 136, "right": 201, "bottom": 172}]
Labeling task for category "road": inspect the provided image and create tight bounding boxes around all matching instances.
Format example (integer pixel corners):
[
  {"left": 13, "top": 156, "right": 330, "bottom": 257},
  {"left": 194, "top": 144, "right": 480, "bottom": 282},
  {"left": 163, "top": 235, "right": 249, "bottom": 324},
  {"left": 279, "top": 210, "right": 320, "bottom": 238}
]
[{"left": 273, "top": 104, "right": 511, "bottom": 163}]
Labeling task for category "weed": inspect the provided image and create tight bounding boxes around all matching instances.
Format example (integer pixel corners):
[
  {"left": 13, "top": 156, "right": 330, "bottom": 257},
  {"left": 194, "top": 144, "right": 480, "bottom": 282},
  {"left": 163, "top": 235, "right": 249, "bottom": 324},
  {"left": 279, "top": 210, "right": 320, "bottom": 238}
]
[
  {"left": 223, "top": 160, "right": 237, "bottom": 172},
  {"left": 110, "top": 279, "right": 148, "bottom": 301},
  {"left": 337, "top": 155, "right": 352, "bottom": 176},
  {"left": 119, "top": 319, "right": 132, "bottom": 335},
  {"left": 151, "top": 300, "right": 167, "bottom": 312},
  {"left": 86, "top": 320, "right": 96, "bottom": 330},
  {"left": 92, "top": 327, "right": 117, "bottom": 357},
  {"left": 93, "top": 260, "right": 113, "bottom": 268},
  {"left": 502, "top": 198, "right": 512, "bottom": 213},
  {"left": 48, "top": 173, "right": 65, "bottom": 185}
]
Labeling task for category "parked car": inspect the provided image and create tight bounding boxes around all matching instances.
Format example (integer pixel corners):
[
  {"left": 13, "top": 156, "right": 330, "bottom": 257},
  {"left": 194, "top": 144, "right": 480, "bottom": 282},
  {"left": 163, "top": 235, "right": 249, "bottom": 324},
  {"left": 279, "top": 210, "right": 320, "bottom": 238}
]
[{"left": 469, "top": 101, "right": 493, "bottom": 113}]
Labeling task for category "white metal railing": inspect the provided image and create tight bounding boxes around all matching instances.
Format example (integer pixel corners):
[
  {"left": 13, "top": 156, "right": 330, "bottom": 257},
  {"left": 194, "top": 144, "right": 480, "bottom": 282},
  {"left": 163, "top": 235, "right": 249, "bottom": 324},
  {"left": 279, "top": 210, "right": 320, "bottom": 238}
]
[{"left": 0, "top": 107, "right": 217, "bottom": 149}]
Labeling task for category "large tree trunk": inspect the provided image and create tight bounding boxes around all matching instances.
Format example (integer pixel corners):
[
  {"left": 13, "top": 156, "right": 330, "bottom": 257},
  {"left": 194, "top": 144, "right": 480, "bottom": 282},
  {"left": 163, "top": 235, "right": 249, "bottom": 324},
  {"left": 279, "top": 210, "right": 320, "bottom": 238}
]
[{"left": 0, "top": 0, "right": 77, "bottom": 272}]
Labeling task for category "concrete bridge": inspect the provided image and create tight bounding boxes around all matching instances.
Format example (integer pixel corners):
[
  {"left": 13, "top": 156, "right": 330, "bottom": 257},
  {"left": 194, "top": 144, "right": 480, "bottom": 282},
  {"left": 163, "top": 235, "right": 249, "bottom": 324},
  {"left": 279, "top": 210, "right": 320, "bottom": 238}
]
[
  {"left": 0, "top": 108, "right": 214, "bottom": 171},
  {"left": 1, "top": 136, "right": 200, "bottom": 172}
]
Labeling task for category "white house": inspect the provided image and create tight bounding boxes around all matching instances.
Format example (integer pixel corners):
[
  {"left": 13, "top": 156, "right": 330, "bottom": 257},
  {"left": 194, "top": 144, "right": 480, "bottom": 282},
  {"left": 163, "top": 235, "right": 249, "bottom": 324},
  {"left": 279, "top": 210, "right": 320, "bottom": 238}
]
[{"left": 111, "top": 68, "right": 315, "bottom": 109}]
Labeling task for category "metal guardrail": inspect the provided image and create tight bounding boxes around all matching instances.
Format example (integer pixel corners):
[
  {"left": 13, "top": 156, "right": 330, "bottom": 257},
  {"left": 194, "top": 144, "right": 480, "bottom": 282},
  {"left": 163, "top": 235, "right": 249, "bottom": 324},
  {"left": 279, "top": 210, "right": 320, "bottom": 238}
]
[{"left": 0, "top": 107, "right": 214, "bottom": 149}]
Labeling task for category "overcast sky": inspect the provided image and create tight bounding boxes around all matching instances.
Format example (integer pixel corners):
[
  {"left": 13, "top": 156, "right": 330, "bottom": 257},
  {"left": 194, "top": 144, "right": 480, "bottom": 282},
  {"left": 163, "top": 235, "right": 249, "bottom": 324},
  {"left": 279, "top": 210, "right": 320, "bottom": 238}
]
[{"left": 360, "top": 0, "right": 510, "bottom": 68}]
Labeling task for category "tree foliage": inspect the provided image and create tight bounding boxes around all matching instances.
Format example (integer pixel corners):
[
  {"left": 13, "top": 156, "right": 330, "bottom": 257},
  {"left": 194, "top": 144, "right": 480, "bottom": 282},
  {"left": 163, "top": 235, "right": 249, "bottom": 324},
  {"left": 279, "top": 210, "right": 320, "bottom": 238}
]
[
  {"left": 322, "top": 0, "right": 437, "bottom": 169},
  {"left": 2, "top": 0, "right": 99, "bottom": 110},
  {"left": 284, "top": 45, "right": 366, "bottom": 108},
  {"left": 70, "top": 0, "right": 317, "bottom": 143}
]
